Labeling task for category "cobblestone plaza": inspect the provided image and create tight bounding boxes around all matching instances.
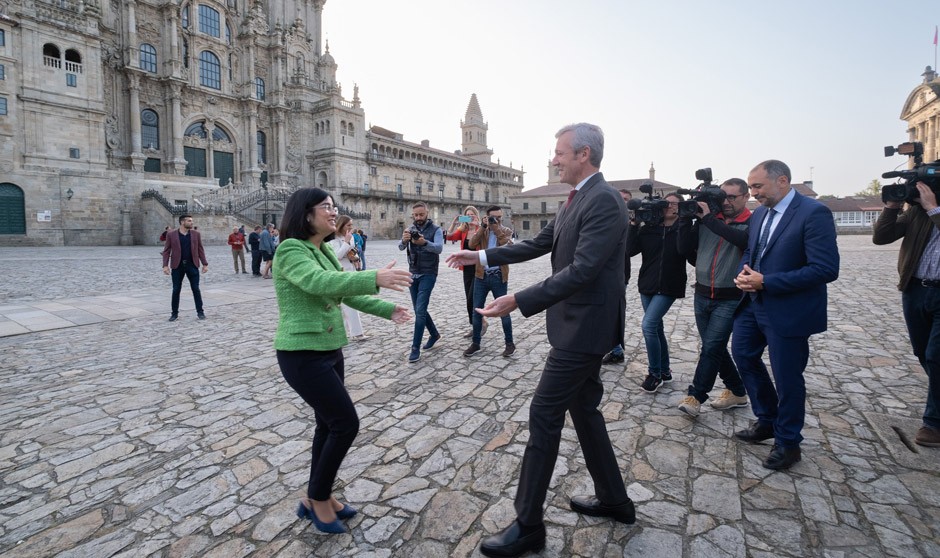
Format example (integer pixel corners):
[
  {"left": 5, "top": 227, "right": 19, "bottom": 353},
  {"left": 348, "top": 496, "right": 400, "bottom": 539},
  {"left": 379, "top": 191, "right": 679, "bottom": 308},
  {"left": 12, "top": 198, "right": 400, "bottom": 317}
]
[{"left": 1, "top": 236, "right": 938, "bottom": 557}]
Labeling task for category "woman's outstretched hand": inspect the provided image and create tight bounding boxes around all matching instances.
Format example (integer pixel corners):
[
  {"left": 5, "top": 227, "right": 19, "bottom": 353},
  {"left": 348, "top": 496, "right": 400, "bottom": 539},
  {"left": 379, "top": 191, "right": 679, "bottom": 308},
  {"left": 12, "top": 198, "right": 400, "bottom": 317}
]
[
  {"left": 376, "top": 261, "right": 412, "bottom": 292},
  {"left": 390, "top": 305, "right": 412, "bottom": 324}
]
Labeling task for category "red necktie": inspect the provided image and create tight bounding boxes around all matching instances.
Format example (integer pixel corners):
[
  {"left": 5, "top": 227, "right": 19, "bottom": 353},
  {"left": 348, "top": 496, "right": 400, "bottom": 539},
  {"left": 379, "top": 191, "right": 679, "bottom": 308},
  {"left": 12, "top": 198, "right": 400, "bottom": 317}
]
[{"left": 565, "top": 189, "right": 577, "bottom": 207}]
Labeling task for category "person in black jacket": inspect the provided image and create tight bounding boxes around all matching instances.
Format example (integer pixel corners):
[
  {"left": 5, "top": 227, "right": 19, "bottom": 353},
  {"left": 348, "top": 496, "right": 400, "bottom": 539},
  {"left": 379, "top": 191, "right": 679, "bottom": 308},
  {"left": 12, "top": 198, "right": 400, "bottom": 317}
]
[
  {"left": 602, "top": 188, "right": 634, "bottom": 364},
  {"left": 628, "top": 192, "right": 691, "bottom": 393}
]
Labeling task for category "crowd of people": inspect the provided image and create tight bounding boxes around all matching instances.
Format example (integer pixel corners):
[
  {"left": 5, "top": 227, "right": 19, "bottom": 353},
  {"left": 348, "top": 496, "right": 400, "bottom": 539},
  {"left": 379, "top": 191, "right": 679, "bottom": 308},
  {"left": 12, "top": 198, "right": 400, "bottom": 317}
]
[{"left": 155, "top": 121, "right": 940, "bottom": 556}]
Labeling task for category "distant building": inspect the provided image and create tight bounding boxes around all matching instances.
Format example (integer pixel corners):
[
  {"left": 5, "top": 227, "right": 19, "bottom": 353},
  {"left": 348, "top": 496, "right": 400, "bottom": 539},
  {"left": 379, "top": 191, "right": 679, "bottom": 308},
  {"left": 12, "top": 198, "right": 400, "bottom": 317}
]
[{"left": 901, "top": 66, "right": 940, "bottom": 162}]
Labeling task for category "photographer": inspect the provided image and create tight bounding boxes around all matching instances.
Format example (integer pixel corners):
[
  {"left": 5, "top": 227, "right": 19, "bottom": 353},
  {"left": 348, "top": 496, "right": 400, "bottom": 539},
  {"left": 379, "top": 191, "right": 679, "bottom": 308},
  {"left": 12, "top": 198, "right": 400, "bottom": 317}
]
[
  {"left": 675, "top": 178, "right": 751, "bottom": 417},
  {"left": 464, "top": 205, "right": 515, "bottom": 358},
  {"left": 399, "top": 202, "right": 444, "bottom": 363},
  {"left": 447, "top": 206, "right": 485, "bottom": 338},
  {"left": 627, "top": 192, "right": 691, "bottom": 393},
  {"left": 873, "top": 181, "right": 940, "bottom": 447}
]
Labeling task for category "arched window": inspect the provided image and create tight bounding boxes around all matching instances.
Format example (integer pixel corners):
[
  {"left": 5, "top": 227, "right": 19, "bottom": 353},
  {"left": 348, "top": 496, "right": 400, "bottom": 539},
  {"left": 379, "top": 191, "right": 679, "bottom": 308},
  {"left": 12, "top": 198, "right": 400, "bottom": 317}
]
[
  {"left": 255, "top": 77, "right": 265, "bottom": 101},
  {"left": 42, "top": 43, "right": 61, "bottom": 68},
  {"left": 0, "top": 183, "right": 26, "bottom": 235},
  {"left": 199, "top": 50, "right": 221, "bottom": 89},
  {"left": 64, "top": 49, "right": 81, "bottom": 65},
  {"left": 185, "top": 122, "right": 207, "bottom": 138},
  {"left": 348, "top": 123, "right": 354, "bottom": 136},
  {"left": 181, "top": 3, "right": 190, "bottom": 28},
  {"left": 139, "top": 44, "right": 157, "bottom": 73},
  {"left": 211, "top": 126, "right": 231, "bottom": 142},
  {"left": 198, "top": 5, "right": 221, "bottom": 38},
  {"left": 182, "top": 39, "right": 189, "bottom": 69},
  {"left": 257, "top": 131, "right": 267, "bottom": 164},
  {"left": 225, "top": 23, "right": 232, "bottom": 44},
  {"left": 341, "top": 121, "right": 347, "bottom": 135},
  {"left": 141, "top": 109, "right": 159, "bottom": 149}
]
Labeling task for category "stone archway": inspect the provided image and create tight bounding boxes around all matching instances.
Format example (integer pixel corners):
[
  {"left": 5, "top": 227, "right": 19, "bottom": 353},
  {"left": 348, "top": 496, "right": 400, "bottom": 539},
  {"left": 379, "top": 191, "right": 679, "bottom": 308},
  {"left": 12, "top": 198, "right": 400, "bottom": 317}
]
[{"left": 0, "top": 183, "right": 26, "bottom": 235}]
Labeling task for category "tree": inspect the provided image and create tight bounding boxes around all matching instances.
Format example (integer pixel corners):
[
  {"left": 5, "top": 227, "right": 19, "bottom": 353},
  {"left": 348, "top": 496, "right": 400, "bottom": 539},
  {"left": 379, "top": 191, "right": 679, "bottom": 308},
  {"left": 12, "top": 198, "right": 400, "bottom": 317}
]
[{"left": 856, "top": 179, "right": 882, "bottom": 197}]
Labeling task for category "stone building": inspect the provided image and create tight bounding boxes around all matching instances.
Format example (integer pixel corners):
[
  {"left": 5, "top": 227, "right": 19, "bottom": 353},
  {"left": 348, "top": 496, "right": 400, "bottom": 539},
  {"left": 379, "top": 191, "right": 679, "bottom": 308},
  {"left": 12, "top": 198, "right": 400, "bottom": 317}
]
[
  {"left": 0, "top": 1, "right": 522, "bottom": 245},
  {"left": 901, "top": 66, "right": 940, "bottom": 162}
]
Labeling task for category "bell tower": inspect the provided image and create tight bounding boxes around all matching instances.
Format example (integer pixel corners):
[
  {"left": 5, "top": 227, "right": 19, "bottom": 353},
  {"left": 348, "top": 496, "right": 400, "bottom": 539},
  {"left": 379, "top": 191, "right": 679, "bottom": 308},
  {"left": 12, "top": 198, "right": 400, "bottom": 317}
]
[{"left": 460, "top": 93, "right": 493, "bottom": 163}]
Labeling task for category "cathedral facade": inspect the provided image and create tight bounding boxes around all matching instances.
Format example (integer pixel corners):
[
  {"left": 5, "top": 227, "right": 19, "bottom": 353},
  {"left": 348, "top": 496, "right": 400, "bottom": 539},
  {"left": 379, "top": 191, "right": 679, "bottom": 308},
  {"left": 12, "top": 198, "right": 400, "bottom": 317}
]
[{"left": 0, "top": 0, "right": 523, "bottom": 245}]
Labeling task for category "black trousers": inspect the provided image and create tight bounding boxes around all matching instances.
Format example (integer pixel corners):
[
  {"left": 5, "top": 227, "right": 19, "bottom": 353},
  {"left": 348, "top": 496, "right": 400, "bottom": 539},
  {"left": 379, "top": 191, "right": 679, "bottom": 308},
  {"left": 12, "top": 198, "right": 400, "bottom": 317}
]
[
  {"left": 515, "top": 348, "right": 628, "bottom": 525},
  {"left": 462, "top": 264, "right": 476, "bottom": 325},
  {"left": 251, "top": 248, "right": 262, "bottom": 275},
  {"left": 277, "top": 349, "right": 359, "bottom": 500}
]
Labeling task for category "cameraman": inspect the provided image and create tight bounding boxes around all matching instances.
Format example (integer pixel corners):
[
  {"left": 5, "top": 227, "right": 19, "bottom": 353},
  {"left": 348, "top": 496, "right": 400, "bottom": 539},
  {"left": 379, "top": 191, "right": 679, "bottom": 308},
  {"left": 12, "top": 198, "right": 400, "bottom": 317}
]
[
  {"left": 399, "top": 202, "right": 444, "bottom": 363},
  {"left": 873, "top": 181, "right": 940, "bottom": 447},
  {"left": 464, "top": 205, "right": 515, "bottom": 358},
  {"left": 627, "top": 192, "right": 691, "bottom": 393},
  {"left": 675, "top": 178, "right": 751, "bottom": 417}
]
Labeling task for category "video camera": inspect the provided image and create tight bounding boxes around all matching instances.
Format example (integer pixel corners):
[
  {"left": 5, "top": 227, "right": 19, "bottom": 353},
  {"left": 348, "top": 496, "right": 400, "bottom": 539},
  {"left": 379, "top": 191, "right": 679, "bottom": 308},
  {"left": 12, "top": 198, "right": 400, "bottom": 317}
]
[
  {"left": 626, "top": 182, "right": 669, "bottom": 226},
  {"left": 881, "top": 141, "right": 940, "bottom": 204},
  {"left": 675, "top": 168, "right": 727, "bottom": 218}
]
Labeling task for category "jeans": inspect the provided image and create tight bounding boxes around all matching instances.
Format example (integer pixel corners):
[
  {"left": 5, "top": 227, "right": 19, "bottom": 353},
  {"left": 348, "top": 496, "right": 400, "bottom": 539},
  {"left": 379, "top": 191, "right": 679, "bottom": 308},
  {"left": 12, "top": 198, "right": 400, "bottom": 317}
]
[
  {"left": 462, "top": 265, "right": 477, "bottom": 325},
  {"left": 232, "top": 249, "right": 246, "bottom": 273},
  {"left": 359, "top": 250, "right": 366, "bottom": 270},
  {"left": 640, "top": 293, "right": 676, "bottom": 378},
  {"left": 472, "top": 270, "right": 513, "bottom": 345},
  {"left": 688, "top": 295, "right": 746, "bottom": 402},
  {"left": 902, "top": 282, "right": 940, "bottom": 429},
  {"left": 409, "top": 273, "right": 439, "bottom": 351},
  {"left": 277, "top": 349, "right": 358, "bottom": 500},
  {"left": 171, "top": 263, "right": 203, "bottom": 315}
]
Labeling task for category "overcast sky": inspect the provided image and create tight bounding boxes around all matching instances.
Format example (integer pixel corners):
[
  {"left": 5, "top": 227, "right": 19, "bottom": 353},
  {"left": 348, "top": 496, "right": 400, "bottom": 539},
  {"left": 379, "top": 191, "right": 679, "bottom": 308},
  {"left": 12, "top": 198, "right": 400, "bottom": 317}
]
[{"left": 325, "top": 0, "right": 938, "bottom": 197}]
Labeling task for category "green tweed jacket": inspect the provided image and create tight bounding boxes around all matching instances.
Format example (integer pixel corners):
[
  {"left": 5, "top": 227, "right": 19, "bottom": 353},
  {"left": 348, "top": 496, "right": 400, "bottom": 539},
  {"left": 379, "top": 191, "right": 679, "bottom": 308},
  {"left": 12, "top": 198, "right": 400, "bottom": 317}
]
[{"left": 273, "top": 238, "right": 395, "bottom": 351}]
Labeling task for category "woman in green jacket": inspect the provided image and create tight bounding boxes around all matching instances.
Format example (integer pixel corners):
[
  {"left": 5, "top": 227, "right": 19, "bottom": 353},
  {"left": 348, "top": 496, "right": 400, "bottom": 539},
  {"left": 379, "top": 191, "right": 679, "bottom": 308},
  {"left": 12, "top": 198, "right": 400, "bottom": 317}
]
[{"left": 274, "top": 187, "right": 412, "bottom": 534}]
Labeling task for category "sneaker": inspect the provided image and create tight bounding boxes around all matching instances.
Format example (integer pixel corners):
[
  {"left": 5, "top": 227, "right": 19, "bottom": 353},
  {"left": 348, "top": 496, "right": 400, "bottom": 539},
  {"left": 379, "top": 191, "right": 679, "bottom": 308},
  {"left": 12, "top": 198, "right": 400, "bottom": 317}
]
[
  {"left": 168, "top": 314, "right": 178, "bottom": 322},
  {"left": 463, "top": 343, "right": 481, "bottom": 357},
  {"left": 422, "top": 334, "right": 441, "bottom": 350},
  {"left": 502, "top": 343, "right": 516, "bottom": 357},
  {"left": 408, "top": 348, "right": 420, "bottom": 363},
  {"left": 678, "top": 395, "right": 701, "bottom": 417},
  {"left": 661, "top": 370, "right": 673, "bottom": 383},
  {"left": 915, "top": 425, "right": 940, "bottom": 447},
  {"left": 710, "top": 389, "right": 749, "bottom": 410},
  {"left": 602, "top": 351, "right": 625, "bottom": 365},
  {"left": 641, "top": 374, "right": 663, "bottom": 393},
  {"left": 197, "top": 312, "right": 206, "bottom": 320}
]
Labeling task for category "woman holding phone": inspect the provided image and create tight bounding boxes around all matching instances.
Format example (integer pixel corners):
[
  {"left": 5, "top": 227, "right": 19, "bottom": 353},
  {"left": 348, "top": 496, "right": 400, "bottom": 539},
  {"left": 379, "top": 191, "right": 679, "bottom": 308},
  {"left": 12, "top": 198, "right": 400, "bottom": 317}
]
[{"left": 447, "top": 205, "right": 486, "bottom": 337}]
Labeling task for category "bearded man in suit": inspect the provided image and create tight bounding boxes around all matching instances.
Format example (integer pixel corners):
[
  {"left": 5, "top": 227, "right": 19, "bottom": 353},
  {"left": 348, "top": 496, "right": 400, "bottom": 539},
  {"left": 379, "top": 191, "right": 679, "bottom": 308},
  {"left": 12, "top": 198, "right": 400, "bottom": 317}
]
[
  {"left": 732, "top": 159, "right": 839, "bottom": 470},
  {"left": 447, "top": 122, "right": 634, "bottom": 557}
]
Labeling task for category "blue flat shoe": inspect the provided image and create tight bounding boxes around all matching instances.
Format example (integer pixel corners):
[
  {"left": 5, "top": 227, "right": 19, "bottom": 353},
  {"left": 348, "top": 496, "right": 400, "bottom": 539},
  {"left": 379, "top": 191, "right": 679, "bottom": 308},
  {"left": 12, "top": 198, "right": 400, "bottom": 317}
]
[
  {"left": 335, "top": 503, "right": 358, "bottom": 520},
  {"left": 296, "top": 502, "right": 347, "bottom": 534}
]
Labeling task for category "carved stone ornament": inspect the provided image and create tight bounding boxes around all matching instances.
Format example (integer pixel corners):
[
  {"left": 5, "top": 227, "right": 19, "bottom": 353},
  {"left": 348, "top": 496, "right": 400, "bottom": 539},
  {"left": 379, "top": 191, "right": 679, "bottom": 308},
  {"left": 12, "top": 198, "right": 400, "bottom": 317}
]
[
  {"left": 205, "top": 96, "right": 221, "bottom": 119},
  {"left": 105, "top": 115, "right": 122, "bottom": 150}
]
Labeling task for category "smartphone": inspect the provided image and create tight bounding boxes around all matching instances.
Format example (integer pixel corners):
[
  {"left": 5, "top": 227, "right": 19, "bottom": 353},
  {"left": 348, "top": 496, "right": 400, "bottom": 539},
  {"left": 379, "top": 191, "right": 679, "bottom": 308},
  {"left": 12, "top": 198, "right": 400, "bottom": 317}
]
[{"left": 458, "top": 215, "right": 472, "bottom": 223}]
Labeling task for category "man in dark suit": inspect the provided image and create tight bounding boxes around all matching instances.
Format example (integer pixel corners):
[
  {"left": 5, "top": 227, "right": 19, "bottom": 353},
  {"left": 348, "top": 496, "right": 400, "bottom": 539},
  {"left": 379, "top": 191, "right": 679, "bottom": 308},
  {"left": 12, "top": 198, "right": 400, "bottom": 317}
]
[
  {"left": 446, "top": 123, "right": 633, "bottom": 557},
  {"left": 731, "top": 160, "right": 839, "bottom": 470},
  {"left": 161, "top": 214, "right": 209, "bottom": 321}
]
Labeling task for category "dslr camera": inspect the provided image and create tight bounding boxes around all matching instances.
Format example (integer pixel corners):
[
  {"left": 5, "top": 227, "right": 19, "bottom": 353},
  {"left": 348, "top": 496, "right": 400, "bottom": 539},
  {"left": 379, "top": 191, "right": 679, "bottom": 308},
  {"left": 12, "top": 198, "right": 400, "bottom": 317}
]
[
  {"left": 627, "top": 182, "right": 669, "bottom": 226},
  {"left": 407, "top": 224, "right": 423, "bottom": 242},
  {"left": 881, "top": 141, "right": 940, "bottom": 204},
  {"left": 675, "top": 168, "right": 727, "bottom": 218},
  {"left": 483, "top": 216, "right": 498, "bottom": 227}
]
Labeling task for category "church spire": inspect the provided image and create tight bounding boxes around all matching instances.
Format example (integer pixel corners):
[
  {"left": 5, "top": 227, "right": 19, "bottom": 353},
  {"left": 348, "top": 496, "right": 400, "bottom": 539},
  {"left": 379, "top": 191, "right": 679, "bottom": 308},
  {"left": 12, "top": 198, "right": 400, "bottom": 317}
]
[{"left": 461, "top": 93, "right": 493, "bottom": 163}]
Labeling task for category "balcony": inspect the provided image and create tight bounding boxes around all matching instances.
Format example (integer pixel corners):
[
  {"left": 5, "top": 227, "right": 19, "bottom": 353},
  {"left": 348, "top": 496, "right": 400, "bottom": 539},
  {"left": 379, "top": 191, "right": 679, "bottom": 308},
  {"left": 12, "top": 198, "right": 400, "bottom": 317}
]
[{"left": 366, "top": 152, "right": 521, "bottom": 187}]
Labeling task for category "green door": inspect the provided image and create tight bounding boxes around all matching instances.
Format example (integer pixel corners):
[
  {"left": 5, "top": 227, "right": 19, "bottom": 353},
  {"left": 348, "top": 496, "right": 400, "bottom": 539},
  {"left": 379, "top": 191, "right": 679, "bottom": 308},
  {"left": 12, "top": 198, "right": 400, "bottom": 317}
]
[
  {"left": 184, "top": 147, "right": 206, "bottom": 177},
  {"left": 0, "top": 183, "right": 26, "bottom": 235},
  {"left": 214, "top": 151, "right": 234, "bottom": 187}
]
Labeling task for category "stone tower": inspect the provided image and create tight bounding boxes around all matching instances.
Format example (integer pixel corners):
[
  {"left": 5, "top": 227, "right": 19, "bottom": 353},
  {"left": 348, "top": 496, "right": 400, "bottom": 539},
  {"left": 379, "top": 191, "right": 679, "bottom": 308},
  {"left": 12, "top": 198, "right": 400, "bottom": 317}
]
[{"left": 460, "top": 93, "right": 493, "bottom": 163}]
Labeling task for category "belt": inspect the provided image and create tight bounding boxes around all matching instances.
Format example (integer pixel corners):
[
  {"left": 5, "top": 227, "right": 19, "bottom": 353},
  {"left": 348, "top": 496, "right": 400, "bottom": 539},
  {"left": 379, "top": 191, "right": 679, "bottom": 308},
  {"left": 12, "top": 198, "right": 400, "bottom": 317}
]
[
  {"left": 917, "top": 278, "right": 940, "bottom": 288},
  {"left": 485, "top": 268, "right": 501, "bottom": 275}
]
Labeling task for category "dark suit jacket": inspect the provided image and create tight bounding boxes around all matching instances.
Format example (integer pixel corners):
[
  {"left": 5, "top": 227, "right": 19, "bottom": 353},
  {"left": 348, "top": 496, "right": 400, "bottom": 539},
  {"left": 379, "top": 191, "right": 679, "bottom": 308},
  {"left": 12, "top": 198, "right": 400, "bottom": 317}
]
[
  {"left": 162, "top": 229, "right": 208, "bottom": 269},
  {"left": 485, "top": 173, "right": 628, "bottom": 355},
  {"left": 739, "top": 191, "right": 839, "bottom": 337}
]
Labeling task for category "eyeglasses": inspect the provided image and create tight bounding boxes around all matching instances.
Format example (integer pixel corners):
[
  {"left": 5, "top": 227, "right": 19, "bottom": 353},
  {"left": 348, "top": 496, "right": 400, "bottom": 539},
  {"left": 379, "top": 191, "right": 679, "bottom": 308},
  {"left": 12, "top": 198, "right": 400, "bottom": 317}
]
[
  {"left": 667, "top": 202, "right": 679, "bottom": 207},
  {"left": 725, "top": 195, "right": 743, "bottom": 202},
  {"left": 315, "top": 203, "right": 338, "bottom": 213}
]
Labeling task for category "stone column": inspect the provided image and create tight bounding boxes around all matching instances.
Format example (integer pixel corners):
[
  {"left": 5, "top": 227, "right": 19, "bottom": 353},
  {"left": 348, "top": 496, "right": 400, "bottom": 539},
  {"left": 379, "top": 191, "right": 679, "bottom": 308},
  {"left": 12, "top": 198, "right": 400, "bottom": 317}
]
[
  {"left": 166, "top": 7, "right": 181, "bottom": 77},
  {"left": 274, "top": 110, "right": 288, "bottom": 180},
  {"left": 125, "top": 0, "right": 138, "bottom": 68},
  {"left": 168, "top": 82, "right": 187, "bottom": 174},
  {"left": 128, "top": 73, "right": 145, "bottom": 171},
  {"left": 247, "top": 106, "right": 259, "bottom": 173},
  {"left": 313, "top": 0, "right": 325, "bottom": 56}
]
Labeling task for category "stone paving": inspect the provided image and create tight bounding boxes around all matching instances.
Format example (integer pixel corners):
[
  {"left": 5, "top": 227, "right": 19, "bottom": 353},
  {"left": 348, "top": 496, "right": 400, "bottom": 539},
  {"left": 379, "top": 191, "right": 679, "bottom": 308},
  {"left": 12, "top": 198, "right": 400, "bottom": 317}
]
[{"left": 0, "top": 236, "right": 938, "bottom": 557}]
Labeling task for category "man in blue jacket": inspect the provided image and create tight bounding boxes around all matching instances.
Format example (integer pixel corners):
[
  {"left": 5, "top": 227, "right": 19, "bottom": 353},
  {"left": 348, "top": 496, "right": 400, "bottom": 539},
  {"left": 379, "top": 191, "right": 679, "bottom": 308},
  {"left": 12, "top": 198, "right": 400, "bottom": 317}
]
[{"left": 399, "top": 202, "right": 443, "bottom": 363}]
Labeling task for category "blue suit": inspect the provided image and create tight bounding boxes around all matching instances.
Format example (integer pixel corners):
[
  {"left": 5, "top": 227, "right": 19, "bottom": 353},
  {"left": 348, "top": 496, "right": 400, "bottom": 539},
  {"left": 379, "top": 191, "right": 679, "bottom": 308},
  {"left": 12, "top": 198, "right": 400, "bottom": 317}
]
[{"left": 731, "top": 190, "right": 839, "bottom": 447}]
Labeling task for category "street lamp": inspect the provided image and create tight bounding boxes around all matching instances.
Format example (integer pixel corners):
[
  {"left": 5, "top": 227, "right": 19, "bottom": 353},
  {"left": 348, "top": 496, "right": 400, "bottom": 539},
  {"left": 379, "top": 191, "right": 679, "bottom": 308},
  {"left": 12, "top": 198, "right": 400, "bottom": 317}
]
[{"left": 66, "top": 188, "right": 74, "bottom": 201}]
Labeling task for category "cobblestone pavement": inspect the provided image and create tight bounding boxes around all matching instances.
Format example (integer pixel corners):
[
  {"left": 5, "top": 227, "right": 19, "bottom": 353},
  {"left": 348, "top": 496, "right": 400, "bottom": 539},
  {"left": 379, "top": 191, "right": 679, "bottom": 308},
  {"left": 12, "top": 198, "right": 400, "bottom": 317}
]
[{"left": 1, "top": 236, "right": 939, "bottom": 557}]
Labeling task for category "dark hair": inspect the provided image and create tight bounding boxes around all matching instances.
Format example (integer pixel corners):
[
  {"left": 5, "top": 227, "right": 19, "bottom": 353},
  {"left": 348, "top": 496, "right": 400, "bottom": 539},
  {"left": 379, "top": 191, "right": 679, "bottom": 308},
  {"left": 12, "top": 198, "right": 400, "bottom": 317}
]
[
  {"left": 721, "top": 178, "right": 749, "bottom": 195},
  {"left": 754, "top": 160, "right": 791, "bottom": 183},
  {"left": 280, "top": 187, "right": 330, "bottom": 242},
  {"left": 178, "top": 214, "right": 192, "bottom": 224},
  {"left": 665, "top": 192, "right": 684, "bottom": 202},
  {"left": 485, "top": 205, "right": 502, "bottom": 215}
]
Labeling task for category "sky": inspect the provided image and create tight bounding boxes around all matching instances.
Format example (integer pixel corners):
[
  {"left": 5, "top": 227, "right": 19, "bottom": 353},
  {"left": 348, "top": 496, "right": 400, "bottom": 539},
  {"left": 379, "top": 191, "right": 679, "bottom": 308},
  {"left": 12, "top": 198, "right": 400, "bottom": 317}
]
[{"left": 324, "top": 0, "right": 939, "bottom": 197}]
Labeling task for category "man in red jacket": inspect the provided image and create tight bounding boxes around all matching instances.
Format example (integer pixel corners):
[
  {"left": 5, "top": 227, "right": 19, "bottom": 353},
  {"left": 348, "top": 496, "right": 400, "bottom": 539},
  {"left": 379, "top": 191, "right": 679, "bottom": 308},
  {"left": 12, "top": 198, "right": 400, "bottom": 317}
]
[
  {"left": 227, "top": 226, "right": 248, "bottom": 274},
  {"left": 162, "top": 215, "right": 209, "bottom": 321}
]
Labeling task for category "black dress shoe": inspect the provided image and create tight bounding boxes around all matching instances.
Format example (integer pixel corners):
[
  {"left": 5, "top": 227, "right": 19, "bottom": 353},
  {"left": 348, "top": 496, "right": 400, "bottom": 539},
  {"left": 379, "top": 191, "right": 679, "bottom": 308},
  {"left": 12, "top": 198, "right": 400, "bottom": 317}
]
[
  {"left": 569, "top": 494, "right": 636, "bottom": 524},
  {"left": 763, "top": 444, "right": 801, "bottom": 470},
  {"left": 734, "top": 421, "right": 774, "bottom": 443},
  {"left": 479, "top": 520, "right": 546, "bottom": 558},
  {"left": 168, "top": 314, "right": 178, "bottom": 322}
]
